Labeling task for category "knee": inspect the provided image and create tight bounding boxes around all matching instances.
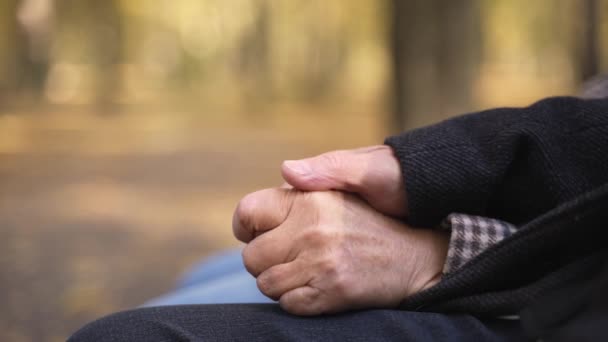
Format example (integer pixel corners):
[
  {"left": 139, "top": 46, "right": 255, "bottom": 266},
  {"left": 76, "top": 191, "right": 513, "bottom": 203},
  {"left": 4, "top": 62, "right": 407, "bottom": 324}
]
[{"left": 68, "top": 307, "right": 193, "bottom": 342}]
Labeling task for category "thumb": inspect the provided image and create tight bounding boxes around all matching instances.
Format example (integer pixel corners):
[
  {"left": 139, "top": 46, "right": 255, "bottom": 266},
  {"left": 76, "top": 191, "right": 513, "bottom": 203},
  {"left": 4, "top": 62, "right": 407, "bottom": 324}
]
[
  {"left": 281, "top": 146, "right": 408, "bottom": 217},
  {"left": 281, "top": 150, "right": 366, "bottom": 193}
]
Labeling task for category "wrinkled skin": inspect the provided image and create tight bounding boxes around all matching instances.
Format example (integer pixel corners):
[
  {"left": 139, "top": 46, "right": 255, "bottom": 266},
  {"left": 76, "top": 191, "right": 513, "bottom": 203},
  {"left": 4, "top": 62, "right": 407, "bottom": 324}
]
[
  {"left": 281, "top": 145, "right": 408, "bottom": 218},
  {"left": 233, "top": 188, "right": 449, "bottom": 316}
]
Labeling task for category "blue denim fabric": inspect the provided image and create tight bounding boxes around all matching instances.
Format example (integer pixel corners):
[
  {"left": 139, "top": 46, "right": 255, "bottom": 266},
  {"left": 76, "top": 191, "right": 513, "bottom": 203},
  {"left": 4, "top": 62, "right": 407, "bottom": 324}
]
[{"left": 143, "top": 248, "right": 273, "bottom": 306}]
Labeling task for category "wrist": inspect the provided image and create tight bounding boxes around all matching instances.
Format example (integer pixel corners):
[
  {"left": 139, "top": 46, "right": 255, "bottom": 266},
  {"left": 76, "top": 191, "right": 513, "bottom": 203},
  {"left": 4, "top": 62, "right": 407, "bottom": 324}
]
[{"left": 403, "top": 228, "right": 450, "bottom": 297}]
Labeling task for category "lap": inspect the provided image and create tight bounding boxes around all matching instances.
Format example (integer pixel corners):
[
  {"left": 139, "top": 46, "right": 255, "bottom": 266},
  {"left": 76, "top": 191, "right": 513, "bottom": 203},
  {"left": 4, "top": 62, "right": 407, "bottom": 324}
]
[{"left": 69, "top": 304, "right": 524, "bottom": 341}]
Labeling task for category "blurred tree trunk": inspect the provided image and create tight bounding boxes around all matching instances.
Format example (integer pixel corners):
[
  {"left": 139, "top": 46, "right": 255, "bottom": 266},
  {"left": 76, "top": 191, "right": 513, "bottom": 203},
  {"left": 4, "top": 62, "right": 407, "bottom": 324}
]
[
  {"left": 237, "top": 0, "right": 271, "bottom": 104},
  {"left": 579, "top": 0, "right": 599, "bottom": 82},
  {"left": 89, "top": 0, "right": 123, "bottom": 112},
  {"left": 0, "top": 0, "right": 53, "bottom": 107},
  {"left": 54, "top": 0, "right": 123, "bottom": 112},
  {"left": 389, "top": 0, "right": 481, "bottom": 132},
  {"left": 0, "top": 0, "right": 27, "bottom": 105}
]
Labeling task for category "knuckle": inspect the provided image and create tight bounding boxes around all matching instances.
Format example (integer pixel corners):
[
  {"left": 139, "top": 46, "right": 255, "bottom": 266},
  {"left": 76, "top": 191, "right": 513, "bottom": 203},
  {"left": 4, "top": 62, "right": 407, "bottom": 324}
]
[
  {"left": 331, "top": 273, "right": 353, "bottom": 299},
  {"left": 320, "top": 151, "right": 345, "bottom": 173},
  {"left": 241, "top": 245, "right": 259, "bottom": 276},
  {"left": 279, "top": 296, "right": 298, "bottom": 314},
  {"left": 234, "top": 188, "right": 286, "bottom": 241},
  {"left": 301, "top": 225, "right": 332, "bottom": 247},
  {"left": 317, "top": 257, "right": 356, "bottom": 300},
  {"left": 280, "top": 288, "right": 321, "bottom": 316},
  {"left": 318, "top": 256, "right": 340, "bottom": 276},
  {"left": 256, "top": 271, "right": 276, "bottom": 295},
  {"left": 234, "top": 193, "right": 260, "bottom": 227}
]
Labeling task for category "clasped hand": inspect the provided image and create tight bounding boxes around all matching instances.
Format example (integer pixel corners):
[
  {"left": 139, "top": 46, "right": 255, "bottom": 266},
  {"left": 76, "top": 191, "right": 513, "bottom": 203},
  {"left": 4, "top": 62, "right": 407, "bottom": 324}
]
[{"left": 232, "top": 146, "right": 448, "bottom": 315}]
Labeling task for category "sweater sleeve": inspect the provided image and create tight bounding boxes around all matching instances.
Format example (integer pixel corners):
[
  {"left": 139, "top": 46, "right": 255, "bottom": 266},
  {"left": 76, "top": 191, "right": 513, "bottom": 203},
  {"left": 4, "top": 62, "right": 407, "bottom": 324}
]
[{"left": 385, "top": 96, "right": 608, "bottom": 227}]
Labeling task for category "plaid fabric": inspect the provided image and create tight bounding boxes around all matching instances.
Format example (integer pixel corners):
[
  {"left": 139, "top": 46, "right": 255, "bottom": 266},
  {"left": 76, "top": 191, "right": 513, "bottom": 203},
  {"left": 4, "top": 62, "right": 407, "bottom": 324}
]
[{"left": 441, "top": 214, "right": 517, "bottom": 275}]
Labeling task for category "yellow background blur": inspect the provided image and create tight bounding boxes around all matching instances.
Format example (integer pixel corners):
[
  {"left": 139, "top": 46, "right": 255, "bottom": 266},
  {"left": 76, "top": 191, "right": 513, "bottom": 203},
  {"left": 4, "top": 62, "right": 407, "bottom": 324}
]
[{"left": 0, "top": 0, "right": 606, "bottom": 340}]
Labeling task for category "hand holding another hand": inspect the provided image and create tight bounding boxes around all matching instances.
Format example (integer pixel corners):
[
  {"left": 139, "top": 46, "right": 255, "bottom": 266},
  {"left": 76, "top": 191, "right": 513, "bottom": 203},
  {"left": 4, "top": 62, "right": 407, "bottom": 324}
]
[{"left": 233, "top": 188, "right": 448, "bottom": 316}]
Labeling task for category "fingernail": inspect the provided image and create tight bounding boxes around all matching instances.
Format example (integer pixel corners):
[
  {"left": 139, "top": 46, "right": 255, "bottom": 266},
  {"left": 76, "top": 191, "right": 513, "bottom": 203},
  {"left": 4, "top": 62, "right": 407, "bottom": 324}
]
[{"left": 284, "top": 160, "right": 311, "bottom": 176}]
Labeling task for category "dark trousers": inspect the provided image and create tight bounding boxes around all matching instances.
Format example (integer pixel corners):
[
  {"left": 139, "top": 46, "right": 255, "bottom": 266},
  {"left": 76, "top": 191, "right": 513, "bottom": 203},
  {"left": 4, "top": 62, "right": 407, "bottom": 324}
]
[{"left": 68, "top": 304, "right": 524, "bottom": 341}]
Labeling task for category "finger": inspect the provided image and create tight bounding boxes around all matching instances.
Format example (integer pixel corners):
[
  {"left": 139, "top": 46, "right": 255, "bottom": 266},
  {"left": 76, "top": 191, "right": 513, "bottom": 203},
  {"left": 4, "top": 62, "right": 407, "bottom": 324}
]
[
  {"left": 281, "top": 146, "right": 390, "bottom": 193},
  {"left": 282, "top": 146, "right": 407, "bottom": 217},
  {"left": 241, "top": 226, "right": 296, "bottom": 277},
  {"left": 232, "top": 188, "right": 295, "bottom": 243},
  {"left": 256, "top": 259, "right": 312, "bottom": 300},
  {"left": 279, "top": 286, "right": 325, "bottom": 316}
]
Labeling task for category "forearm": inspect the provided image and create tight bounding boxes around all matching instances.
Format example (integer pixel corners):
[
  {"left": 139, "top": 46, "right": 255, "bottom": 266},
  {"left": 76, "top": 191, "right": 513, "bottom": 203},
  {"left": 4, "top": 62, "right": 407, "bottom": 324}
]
[{"left": 386, "top": 96, "right": 608, "bottom": 227}]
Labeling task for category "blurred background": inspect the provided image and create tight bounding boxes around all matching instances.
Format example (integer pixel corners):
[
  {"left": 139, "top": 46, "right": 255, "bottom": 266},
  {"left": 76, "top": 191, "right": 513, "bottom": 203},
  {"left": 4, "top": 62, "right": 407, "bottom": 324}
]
[{"left": 0, "top": 0, "right": 606, "bottom": 340}]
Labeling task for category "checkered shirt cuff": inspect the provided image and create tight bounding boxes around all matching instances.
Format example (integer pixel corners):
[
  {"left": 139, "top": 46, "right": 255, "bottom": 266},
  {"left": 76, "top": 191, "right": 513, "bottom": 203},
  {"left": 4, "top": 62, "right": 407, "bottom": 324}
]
[{"left": 440, "top": 213, "right": 517, "bottom": 275}]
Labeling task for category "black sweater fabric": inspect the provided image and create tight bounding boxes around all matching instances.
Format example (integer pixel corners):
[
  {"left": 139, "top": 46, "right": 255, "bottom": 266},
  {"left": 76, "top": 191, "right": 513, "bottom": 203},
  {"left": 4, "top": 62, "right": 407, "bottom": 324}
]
[
  {"left": 386, "top": 96, "right": 608, "bottom": 227},
  {"left": 385, "top": 96, "right": 608, "bottom": 339}
]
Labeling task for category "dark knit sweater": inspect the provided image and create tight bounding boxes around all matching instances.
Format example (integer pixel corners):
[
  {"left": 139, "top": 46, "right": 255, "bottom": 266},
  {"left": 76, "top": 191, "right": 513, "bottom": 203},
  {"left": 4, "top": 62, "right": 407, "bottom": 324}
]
[
  {"left": 386, "top": 96, "right": 608, "bottom": 228},
  {"left": 385, "top": 96, "right": 608, "bottom": 338}
]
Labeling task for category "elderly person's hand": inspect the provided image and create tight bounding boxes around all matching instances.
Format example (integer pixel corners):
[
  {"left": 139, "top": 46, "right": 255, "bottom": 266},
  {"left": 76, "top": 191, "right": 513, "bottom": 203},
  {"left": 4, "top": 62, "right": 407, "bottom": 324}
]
[
  {"left": 233, "top": 188, "right": 448, "bottom": 316},
  {"left": 281, "top": 145, "right": 408, "bottom": 218}
]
